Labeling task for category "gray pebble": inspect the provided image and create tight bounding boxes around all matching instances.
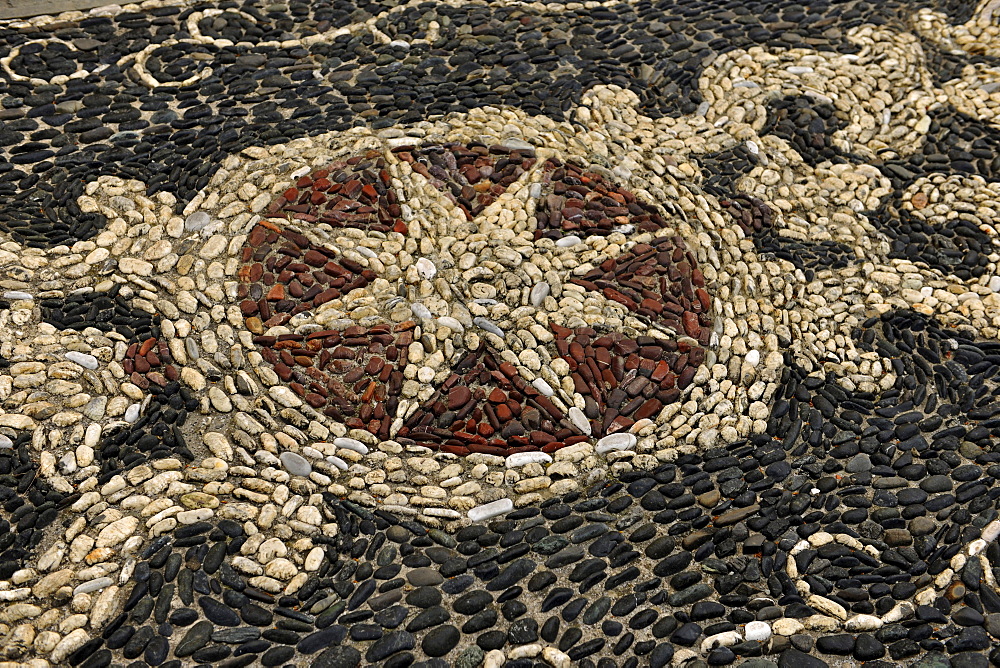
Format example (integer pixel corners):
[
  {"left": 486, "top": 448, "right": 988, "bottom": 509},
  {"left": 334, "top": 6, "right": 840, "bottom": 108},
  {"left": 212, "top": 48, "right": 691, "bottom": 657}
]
[{"left": 280, "top": 451, "right": 312, "bottom": 476}]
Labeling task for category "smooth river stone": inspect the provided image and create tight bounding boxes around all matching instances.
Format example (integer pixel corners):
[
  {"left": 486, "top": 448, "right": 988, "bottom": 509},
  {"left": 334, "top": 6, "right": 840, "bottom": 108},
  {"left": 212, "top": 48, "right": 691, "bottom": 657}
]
[
  {"left": 568, "top": 407, "right": 591, "bottom": 436},
  {"left": 73, "top": 577, "right": 113, "bottom": 595},
  {"left": 555, "top": 235, "right": 582, "bottom": 247},
  {"left": 982, "top": 519, "right": 1000, "bottom": 543},
  {"left": 411, "top": 303, "right": 432, "bottom": 320},
  {"left": 744, "top": 621, "right": 771, "bottom": 642},
  {"left": 124, "top": 403, "right": 141, "bottom": 423},
  {"left": 280, "top": 451, "right": 312, "bottom": 476},
  {"left": 333, "top": 437, "right": 368, "bottom": 455},
  {"left": 185, "top": 211, "right": 211, "bottom": 231},
  {"left": 596, "top": 432, "right": 637, "bottom": 454},
  {"left": 327, "top": 456, "right": 348, "bottom": 471},
  {"left": 531, "top": 378, "right": 554, "bottom": 396},
  {"left": 469, "top": 498, "right": 513, "bottom": 522},
  {"left": 530, "top": 282, "right": 550, "bottom": 306},
  {"left": 437, "top": 316, "right": 464, "bottom": 332},
  {"left": 3, "top": 291, "right": 32, "bottom": 300},
  {"left": 506, "top": 452, "right": 552, "bottom": 468},
  {"left": 473, "top": 317, "right": 504, "bottom": 336},
  {"left": 66, "top": 351, "right": 99, "bottom": 369},
  {"left": 415, "top": 258, "right": 437, "bottom": 279},
  {"left": 502, "top": 138, "right": 533, "bottom": 150}
]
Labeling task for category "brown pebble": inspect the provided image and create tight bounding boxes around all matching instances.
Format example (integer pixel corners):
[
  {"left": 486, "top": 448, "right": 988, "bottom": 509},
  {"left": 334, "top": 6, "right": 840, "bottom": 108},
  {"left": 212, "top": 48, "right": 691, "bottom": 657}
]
[
  {"left": 448, "top": 386, "right": 472, "bottom": 410},
  {"left": 682, "top": 311, "right": 701, "bottom": 338}
]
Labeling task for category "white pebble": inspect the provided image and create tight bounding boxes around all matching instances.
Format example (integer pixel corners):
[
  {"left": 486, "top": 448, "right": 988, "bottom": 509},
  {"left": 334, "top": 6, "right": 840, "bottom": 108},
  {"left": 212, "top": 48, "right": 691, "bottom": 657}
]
[
  {"left": 65, "top": 351, "right": 99, "bottom": 370},
  {"left": 595, "top": 432, "right": 637, "bottom": 454},
  {"left": 269, "top": 386, "right": 302, "bottom": 408},
  {"left": 415, "top": 257, "right": 437, "bottom": 279},
  {"left": 332, "top": 437, "right": 368, "bottom": 455},
  {"left": 967, "top": 539, "right": 987, "bottom": 556},
  {"left": 437, "top": 316, "right": 464, "bottom": 332},
  {"left": 506, "top": 452, "right": 552, "bottom": 468},
  {"left": 555, "top": 235, "right": 582, "bottom": 247},
  {"left": 529, "top": 282, "right": 550, "bottom": 307},
  {"left": 326, "top": 456, "right": 348, "bottom": 471},
  {"left": 3, "top": 291, "right": 32, "bottom": 300},
  {"left": 502, "top": 138, "right": 533, "bottom": 150},
  {"left": 124, "top": 403, "right": 141, "bottom": 423},
  {"left": 411, "top": 303, "right": 432, "bottom": 320},
  {"left": 469, "top": 498, "right": 513, "bottom": 522},
  {"left": 701, "top": 631, "right": 743, "bottom": 652},
  {"left": 423, "top": 508, "right": 462, "bottom": 519},
  {"left": 744, "top": 621, "right": 771, "bottom": 642},
  {"left": 982, "top": 519, "right": 1000, "bottom": 543},
  {"left": 568, "top": 407, "right": 591, "bottom": 436},
  {"left": 73, "top": 577, "right": 113, "bottom": 595},
  {"left": 745, "top": 350, "right": 760, "bottom": 367},
  {"left": 531, "top": 378, "right": 554, "bottom": 397},
  {"left": 845, "top": 614, "right": 883, "bottom": 631},
  {"left": 745, "top": 140, "right": 759, "bottom": 155}
]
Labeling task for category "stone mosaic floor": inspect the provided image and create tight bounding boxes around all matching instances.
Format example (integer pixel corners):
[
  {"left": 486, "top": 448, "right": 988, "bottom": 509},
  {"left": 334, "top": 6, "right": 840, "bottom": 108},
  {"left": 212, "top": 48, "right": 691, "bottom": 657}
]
[{"left": 0, "top": 0, "right": 999, "bottom": 667}]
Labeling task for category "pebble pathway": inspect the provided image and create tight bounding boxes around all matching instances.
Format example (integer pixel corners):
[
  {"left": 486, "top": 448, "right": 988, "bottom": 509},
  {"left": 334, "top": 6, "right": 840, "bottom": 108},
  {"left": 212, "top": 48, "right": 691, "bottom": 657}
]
[{"left": 0, "top": 0, "right": 999, "bottom": 667}]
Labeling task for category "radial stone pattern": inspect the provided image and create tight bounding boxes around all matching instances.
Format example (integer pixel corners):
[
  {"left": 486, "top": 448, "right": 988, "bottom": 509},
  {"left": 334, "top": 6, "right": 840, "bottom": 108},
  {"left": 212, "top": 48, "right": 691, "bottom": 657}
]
[{"left": 3, "top": 1, "right": 1000, "bottom": 668}]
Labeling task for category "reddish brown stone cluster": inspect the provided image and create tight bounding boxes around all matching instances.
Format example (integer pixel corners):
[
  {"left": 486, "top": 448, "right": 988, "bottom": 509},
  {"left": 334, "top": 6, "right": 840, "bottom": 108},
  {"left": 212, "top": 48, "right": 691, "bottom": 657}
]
[
  {"left": 123, "top": 336, "right": 177, "bottom": 390},
  {"left": 535, "top": 158, "right": 670, "bottom": 240},
  {"left": 253, "top": 323, "right": 411, "bottom": 439},
  {"left": 264, "top": 150, "right": 407, "bottom": 234},
  {"left": 552, "top": 326, "right": 705, "bottom": 436},
  {"left": 238, "top": 220, "right": 377, "bottom": 334},
  {"left": 237, "top": 219, "right": 411, "bottom": 438},
  {"left": 398, "top": 346, "right": 588, "bottom": 456},
  {"left": 570, "top": 235, "right": 713, "bottom": 347},
  {"left": 394, "top": 143, "right": 536, "bottom": 220}
]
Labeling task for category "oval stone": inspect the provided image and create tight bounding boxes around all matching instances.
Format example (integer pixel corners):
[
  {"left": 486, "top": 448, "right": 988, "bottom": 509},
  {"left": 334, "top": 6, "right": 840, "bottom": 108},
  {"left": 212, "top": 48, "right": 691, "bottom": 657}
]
[{"left": 596, "top": 433, "right": 637, "bottom": 454}]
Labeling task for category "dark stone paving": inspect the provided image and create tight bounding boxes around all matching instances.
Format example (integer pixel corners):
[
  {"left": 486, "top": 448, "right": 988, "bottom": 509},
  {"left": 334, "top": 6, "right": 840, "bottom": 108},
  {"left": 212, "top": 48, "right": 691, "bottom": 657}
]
[{"left": 0, "top": 0, "right": 991, "bottom": 252}]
